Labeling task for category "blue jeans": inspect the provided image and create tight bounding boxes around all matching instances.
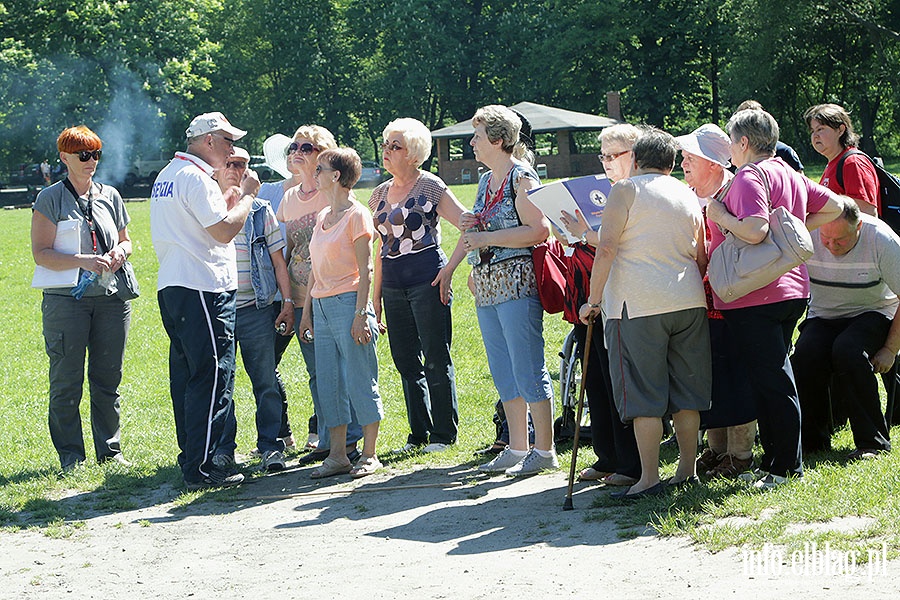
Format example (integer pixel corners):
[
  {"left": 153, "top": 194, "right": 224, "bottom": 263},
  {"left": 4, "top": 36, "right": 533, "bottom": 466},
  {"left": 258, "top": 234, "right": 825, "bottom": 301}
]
[
  {"left": 230, "top": 303, "right": 284, "bottom": 454},
  {"left": 293, "top": 304, "right": 362, "bottom": 447},
  {"left": 383, "top": 282, "right": 458, "bottom": 445},
  {"left": 312, "top": 293, "right": 384, "bottom": 428},
  {"left": 722, "top": 298, "right": 807, "bottom": 478},
  {"left": 476, "top": 295, "right": 553, "bottom": 403},
  {"left": 158, "top": 287, "right": 237, "bottom": 483}
]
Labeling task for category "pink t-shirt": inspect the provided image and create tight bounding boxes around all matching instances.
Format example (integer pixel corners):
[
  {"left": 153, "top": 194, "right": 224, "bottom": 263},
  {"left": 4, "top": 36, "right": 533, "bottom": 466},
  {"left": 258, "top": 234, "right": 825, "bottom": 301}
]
[
  {"left": 309, "top": 200, "right": 374, "bottom": 299},
  {"left": 709, "top": 157, "right": 831, "bottom": 310}
]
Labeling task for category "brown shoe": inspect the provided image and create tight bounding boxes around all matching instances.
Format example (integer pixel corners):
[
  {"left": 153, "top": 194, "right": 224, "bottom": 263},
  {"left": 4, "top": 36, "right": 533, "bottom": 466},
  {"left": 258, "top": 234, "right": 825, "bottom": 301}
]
[
  {"left": 706, "top": 454, "right": 753, "bottom": 479},
  {"left": 696, "top": 448, "right": 722, "bottom": 473}
]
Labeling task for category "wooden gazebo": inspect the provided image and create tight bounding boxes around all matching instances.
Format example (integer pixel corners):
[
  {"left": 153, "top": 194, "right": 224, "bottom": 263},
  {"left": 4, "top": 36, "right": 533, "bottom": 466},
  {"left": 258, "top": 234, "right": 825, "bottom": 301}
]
[{"left": 430, "top": 101, "right": 620, "bottom": 183}]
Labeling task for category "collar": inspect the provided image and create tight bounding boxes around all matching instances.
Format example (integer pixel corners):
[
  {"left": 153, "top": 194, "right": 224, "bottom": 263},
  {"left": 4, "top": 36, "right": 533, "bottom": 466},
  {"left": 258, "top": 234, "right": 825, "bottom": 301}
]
[{"left": 174, "top": 152, "right": 215, "bottom": 176}]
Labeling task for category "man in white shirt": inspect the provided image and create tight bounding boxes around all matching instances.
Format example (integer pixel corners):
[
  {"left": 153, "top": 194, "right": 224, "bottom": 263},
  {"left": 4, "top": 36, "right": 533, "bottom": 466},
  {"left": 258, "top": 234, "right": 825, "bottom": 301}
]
[
  {"left": 793, "top": 201, "right": 900, "bottom": 459},
  {"left": 150, "top": 112, "right": 260, "bottom": 490}
]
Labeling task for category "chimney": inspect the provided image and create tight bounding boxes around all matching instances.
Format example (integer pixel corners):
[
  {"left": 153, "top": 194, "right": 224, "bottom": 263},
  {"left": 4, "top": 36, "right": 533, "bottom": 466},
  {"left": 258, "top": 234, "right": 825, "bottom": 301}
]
[{"left": 606, "top": 91, "right": 622, "bottom": 122}]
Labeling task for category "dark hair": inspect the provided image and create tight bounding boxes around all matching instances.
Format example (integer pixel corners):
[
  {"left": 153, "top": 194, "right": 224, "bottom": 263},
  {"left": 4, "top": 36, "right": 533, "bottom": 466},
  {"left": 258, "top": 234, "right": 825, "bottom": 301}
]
[
  {"left": 803, "top": 103, "right": 859, "bottom": 148},
  {"left": 510, "top": 109, "right": 536, "bottom": 152},
  {"left": 319, "top": 147, "right": 362, "bottom": 188},
  {"left": 632, "top": 127, "right": 677, "bottom": 172},
  {"left": 837, "top": 196, "right": 861, "bottom": 226},
  {"left": 735, "top": 99, "right": 764, "bottom": 113}
]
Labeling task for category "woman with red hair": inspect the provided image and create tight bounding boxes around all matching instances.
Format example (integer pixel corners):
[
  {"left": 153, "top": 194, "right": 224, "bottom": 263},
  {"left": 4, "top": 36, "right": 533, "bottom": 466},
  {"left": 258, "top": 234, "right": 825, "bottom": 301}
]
[{"left": 31, "top": 125, "right": 134, "bottom": 472}]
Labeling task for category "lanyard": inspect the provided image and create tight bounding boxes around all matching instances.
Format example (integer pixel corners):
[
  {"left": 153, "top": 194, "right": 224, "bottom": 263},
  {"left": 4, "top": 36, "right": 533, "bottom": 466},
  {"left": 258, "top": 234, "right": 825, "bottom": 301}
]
[
  {"left": 477, "top": 168, "right": 513, "bottom": 227},
  {"left": 64, "top": 178, "right": 101, "bottom": 254}
]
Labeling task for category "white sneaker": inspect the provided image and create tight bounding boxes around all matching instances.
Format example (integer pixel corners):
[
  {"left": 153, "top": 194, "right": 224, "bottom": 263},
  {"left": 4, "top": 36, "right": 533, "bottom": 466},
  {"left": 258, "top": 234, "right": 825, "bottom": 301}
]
[
  {"left": 738, "top": 467, "right": 767, "bottom": 483},
  {"left": 478, "top": 447, "right": 526, "bottom": 473},
  {"left": 422, "top": 443, "right": 448, "bottom": 454},
  {"left": 390, "top": 443, "right": 423, "bottom": 455},
  {"left": 753, "top": 473, "right": 790, "bottom": 490},
  {"left": 260, "top": 450, "right": 286, "bottom": 473},
  {"left": 505, "top": 449, "right": 559, "bottom": 477}
]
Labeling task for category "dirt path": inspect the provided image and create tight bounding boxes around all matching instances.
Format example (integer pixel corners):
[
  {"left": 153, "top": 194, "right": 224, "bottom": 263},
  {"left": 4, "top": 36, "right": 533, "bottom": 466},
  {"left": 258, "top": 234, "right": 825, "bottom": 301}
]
[{"left": 1, "top": 466, "right": 895, "bottom": 599}]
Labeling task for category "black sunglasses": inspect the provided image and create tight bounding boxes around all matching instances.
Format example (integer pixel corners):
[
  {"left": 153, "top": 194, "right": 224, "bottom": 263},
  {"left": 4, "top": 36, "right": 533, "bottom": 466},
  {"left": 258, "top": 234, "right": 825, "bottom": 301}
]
[
  {"left": 225, "top": 161, "right": 247, "bottom": 170},
  {"left": 287, "top": 142, "right": 319, "bottom": 155},
  {"left": 77, "top": 150, "right": 102, "bottom": 162}
]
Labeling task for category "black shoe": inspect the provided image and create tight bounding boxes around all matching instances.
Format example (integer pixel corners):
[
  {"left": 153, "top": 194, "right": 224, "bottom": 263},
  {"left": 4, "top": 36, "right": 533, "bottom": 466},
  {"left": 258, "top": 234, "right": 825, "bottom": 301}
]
[
  {"left": 346, "top": 447, "right": 361, "bottom": 464},
  {"left": 610, "top": 481, "right": 666, "bottom": 501},
  {"left": 296, "top": 448, "right": 329, "bottom": 466},
  {"left": 185, "top": 467, "right": 245, "bottom": 491}
]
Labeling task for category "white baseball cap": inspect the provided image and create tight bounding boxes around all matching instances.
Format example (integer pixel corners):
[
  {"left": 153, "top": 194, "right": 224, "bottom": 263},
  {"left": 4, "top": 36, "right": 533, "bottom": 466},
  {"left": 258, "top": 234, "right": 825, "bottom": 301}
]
[
  {"left": 185, "top": 112, "right": 247, "bottom": 140},
  {"left": 675, "top": 124, "right": 731, "bottom": 168},
  {"left": 231, "top": 147, "right": 250, "bottom": 161}
]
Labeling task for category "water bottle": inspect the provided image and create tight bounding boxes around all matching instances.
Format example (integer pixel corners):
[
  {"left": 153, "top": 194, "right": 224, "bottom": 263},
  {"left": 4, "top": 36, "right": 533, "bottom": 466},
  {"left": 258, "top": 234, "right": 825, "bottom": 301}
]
[{"left": 71, "top": 271, "right": 97, "bottom": 300}]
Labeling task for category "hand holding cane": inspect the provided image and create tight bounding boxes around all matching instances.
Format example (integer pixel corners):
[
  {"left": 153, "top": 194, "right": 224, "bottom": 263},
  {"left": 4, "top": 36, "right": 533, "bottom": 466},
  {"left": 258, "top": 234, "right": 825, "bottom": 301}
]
[{"left": 563, "top": 316, "right": 594, "bottom": 511}]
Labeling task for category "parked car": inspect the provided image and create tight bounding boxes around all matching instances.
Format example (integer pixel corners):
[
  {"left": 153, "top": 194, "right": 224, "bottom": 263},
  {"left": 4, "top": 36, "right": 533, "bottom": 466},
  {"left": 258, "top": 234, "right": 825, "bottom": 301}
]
[
  {"left": 358, "top": 160, "right": 387, "bottom": 187},
  {"left": 124, "top": 155, "right": 169, "bottom": 187},
  {"left": 249, "top": 155, "right": 281, "bottom": 182}
]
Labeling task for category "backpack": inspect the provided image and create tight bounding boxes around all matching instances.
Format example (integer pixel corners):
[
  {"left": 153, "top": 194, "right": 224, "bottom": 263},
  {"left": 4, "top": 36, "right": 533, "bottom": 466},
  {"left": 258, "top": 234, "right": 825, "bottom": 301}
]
[{"left": 836, "top": 149, "right": 900, "bottom": 233}]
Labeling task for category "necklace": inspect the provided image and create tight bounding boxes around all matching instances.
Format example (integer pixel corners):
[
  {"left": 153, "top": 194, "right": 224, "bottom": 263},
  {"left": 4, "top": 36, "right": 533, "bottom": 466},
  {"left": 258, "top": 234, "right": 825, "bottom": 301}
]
[{"left": 298, "top": 182, "right": 318, "bottom": 196}]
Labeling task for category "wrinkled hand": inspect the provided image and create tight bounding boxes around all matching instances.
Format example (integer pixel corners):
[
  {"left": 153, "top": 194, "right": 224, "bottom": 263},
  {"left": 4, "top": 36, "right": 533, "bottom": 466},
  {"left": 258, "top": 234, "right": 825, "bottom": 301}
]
[
  {"left": 104, "top": 247, "right": 126, "bottom": 273},
  {"left": 579, "top": 302, "right": 600, "bottom": 325},
  {"left": 705, "top": 200, "right": 729, "bottom": 226},
  {"left": 869, "top": 347, "right": 896, "bottom": 374},
  {"left": 241, "top": 169, "right": 261, "bottom": 197},
  {"left": 432, "top": 266, "right": 454, "bottom": 305},
  {"left": 223, "top": 186, "right": 242, "bottom": 210},
  {"left": 459, "top": 211, "right": 479, "bottom": 230},
  {"left": 81, "top": 253, "right": 112, "bottom": 275},
  {"left": 372, "top": 298, "right": 387, "bottom": 334},
  {"left": 560, "top": 209, "right": 589, "bottom": 239},
  {"left": 351, "top": 314, "right": 372, "bottom": 345},
  {"left": 275, "top": 303, "right": 295, "bottom": 336},
  {"left": 462, "top": 230, "right": 487, "bottom": 252}
]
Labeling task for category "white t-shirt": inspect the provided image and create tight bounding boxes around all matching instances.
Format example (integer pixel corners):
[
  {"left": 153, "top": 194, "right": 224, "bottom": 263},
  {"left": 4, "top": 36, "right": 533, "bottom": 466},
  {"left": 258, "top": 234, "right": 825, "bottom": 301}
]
[{"left": 150, "top": 152, "right": 236, "bottom": 292}]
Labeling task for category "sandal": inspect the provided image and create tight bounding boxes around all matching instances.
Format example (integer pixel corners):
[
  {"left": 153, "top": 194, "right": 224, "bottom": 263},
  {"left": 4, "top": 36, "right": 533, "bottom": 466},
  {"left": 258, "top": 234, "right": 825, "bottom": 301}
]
[
  {"left": 602, "top": 473, "right": 639, "bottom": 486},
  {"left": 310, "top": 456, "right": 352, "bottom": 479},
  {"left": 350, "top": 455, "right": 382, "bottom": 479},
  {"left": 578, "top": 467, "right": 611, "bottom": 481}
]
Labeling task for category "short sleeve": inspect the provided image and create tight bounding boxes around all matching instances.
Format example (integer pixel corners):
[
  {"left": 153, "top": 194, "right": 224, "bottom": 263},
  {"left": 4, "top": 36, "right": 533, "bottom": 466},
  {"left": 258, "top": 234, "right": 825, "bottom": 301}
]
[
  {"left": 724, "top": 168, "right": 768, "bottom": 221},
  {"left": 349, "top": 204, "right": 374, "bottom": 242}
]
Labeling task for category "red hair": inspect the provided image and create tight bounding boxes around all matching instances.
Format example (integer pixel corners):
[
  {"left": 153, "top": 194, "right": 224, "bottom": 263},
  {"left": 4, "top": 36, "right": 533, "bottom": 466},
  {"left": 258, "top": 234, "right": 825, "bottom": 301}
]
[{"left": 57, "top": 125, "right": 102, "bottom": 153}]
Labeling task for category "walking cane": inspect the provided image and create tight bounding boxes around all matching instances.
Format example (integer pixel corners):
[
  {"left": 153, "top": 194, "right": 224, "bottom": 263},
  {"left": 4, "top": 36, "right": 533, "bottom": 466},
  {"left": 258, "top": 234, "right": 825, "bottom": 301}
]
[{"left": 563, "top": 316, "right": 594, "bottom": 511}]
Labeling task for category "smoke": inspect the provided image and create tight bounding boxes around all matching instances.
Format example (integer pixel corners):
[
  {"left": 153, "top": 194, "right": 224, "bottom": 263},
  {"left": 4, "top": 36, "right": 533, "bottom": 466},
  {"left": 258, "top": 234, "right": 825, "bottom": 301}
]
[{"left": 94, "top": 67, "right": 166, "bottom": 186}]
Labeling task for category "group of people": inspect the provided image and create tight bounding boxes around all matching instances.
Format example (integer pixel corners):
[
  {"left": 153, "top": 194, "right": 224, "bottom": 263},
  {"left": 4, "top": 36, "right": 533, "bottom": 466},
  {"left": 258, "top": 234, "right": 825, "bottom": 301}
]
[{"left": 31, "top": 100, "right": 899, "bottom": 497}]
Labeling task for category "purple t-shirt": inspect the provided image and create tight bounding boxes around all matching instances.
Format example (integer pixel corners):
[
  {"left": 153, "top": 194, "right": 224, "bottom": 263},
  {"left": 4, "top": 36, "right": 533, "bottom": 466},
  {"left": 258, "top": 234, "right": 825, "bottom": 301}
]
[{"left": 709, "top": 157, "right": 830, "bottom": 310}]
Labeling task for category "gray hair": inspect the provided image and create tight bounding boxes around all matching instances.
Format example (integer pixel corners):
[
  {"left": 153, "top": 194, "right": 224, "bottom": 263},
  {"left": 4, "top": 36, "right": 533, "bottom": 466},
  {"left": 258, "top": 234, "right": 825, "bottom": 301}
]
[
  {"left": 632, "top": 127, "right": 677, "bottom": 172},
  {"left": 727, "top": 109, "right": 779, "bottom": 156},
  {"left": 472, "top": 105, "right": 535, "bottom": 165},
  {"left": 599, "top": 123, "right": 641, "bottom": 149},
  {"left": 383, "top": 117, "right": 432, "bottom": 166}
]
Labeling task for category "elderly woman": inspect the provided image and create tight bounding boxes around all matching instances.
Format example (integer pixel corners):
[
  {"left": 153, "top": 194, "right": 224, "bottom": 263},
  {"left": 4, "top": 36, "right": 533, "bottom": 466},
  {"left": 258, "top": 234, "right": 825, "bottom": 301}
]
[
  {"left": 369, "top": 118, "right": 467, "bottom": 455},
  {"left": 299, "top": 148, "right": 384, "bottom": 478},
  {"left": 558, "top": 124, "right": 642, "bottom": 487},
  {"left": 276, "top": 125, "right": 363, "bottom": 466},
  {"left": 31, "top": 125, "right": 133, "bottom": 472},
  {"left": 706, "top": 109, "right": 843, "bottom": 489},
  {"left": 580, "top": 128, "right": 710, "bottom": 500},
  {"left": 453, "top": 105, "right": 556, "bottom": 476},
  {"left": 804, "top": 103, "right": 879, "bottom": 216}
]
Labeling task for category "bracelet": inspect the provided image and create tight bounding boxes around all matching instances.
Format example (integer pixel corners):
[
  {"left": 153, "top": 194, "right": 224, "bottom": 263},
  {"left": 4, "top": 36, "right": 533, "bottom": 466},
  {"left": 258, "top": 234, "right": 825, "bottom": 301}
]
[
  {"left": 283, "top": 298, "right": 294, "bottom": 304},
  {"left": 588, "top": 303, "right": 601, "bottom": 308}
]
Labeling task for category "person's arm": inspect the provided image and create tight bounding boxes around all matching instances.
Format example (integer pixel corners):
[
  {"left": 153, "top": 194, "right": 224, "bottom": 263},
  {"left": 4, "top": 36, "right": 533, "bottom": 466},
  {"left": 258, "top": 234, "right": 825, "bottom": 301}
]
[
  {"left": 206, "top": 172, "right": 261, "bottom": 243},
  {"left": 694, "top": 216, "right": 708, "bottom": 276},
  {"left": 432, "top": 236, "right": 468, "bottom": 305},
  {"left": 299, "top": 269, "right": 315, "bottom": 343},
  {"left": 805, "top": 192, "right": 846, "bottom": 231},
  {"left": 461, "top": 174, "right": 550, "bottom": 250},
  {"left": 31, "top": 211, "right": 111, "bottom": 273},
  {"left": 435, "top": 188, "right": 467, "bottom": 231},
  {"left": 271, "top": 249, "right": 295, "bottom": 335},
  {"left": 579, "top": 180, "right": 633, "bottom": 323},
  {"left": 705, "top": 200, "right": 768, "bottom": 244},
  {"left": 560, "top": 209, "right": 597, "bottom": 247},
  {"left": 350, "top": 235, "right": 374, "bottom": 345},
  {"left": 371, "top": 242, "right": 385, "bottom": 332},
  {"left": 842, "top": 156, "right": 879, "bottom": 216},
  {"left": 870, "top": 317, "right": 900, "bottom": 373},
  {"left": 105, "top": 226, "right": 132, "bottom": 273}
]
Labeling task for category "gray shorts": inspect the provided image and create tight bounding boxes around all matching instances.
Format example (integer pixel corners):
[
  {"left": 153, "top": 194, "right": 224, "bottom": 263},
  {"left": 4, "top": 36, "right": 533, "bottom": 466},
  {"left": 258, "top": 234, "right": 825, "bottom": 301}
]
[{"left": 605, "top": 305, "right": 711, "bottom": 421}]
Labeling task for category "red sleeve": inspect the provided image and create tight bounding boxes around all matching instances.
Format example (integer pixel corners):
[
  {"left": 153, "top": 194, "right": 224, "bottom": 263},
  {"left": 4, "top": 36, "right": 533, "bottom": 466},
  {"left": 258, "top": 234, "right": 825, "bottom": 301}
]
[{"left": 841, "top": 154, "right": 879, "bottom": 210}]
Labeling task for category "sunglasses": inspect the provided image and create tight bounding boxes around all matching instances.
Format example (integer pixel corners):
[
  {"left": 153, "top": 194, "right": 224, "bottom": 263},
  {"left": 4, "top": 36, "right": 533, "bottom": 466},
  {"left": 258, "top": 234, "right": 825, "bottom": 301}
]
[
  {"left": 380, "top": 141, "right": 403, "bottom": 152},
  {"left": 225, "top": 161, "right": 247, "bottom": 170},
  {"left": 287, "top": 142, "right": 319, "bottom": 155},
  {"left": 315, "top": 165, "right": 336, "bottom": 175},
  {"left": 598, "top": 150, "right": 630, "bottom": 163},
  {"left": 76, "top": 150, "right": 102, "bottom": 162},
  {"left": 213, "top": 134, "right": 235, "bottom": 146}
]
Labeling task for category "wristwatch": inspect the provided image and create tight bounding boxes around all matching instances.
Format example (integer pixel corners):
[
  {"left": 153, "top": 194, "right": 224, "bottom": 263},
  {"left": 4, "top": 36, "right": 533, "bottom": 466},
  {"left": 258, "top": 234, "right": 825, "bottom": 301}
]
[
  {"left": 355, "top": 308, "right": 367, "bottom": 318},
  {"left": 580, "top": 230, "right": 589, "bottom": 244},
  {"left": 283, "top": 298, "right": 294, "bottom": 304}
]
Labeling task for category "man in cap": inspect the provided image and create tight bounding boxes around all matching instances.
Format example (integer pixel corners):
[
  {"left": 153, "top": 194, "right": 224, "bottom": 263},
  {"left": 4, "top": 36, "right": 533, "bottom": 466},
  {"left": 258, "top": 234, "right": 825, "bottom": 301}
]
[
  {"left": 792, "top": 200, "right": 900, "bottom": 459},
  {"left": 150, "top": 112, "right": 260, "bottom": 490},
  {"left": 676, "top": 124, "right": 757, "bottom": 479}
]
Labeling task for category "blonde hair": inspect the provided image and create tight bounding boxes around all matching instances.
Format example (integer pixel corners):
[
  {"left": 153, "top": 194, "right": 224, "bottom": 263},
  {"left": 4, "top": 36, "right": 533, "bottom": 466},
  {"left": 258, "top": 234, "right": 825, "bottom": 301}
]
[
  {"left": 383, "top": 118, "right": 432, "bottom": 166},
  {"left": 292, "top": 125, "right": 337, "bottom": 151},
  {"left": 472, "top": 105, "right": 534, "bottom": 165},
  {"left": 599, "top": 123, "right": 641, "bottom": 149}
]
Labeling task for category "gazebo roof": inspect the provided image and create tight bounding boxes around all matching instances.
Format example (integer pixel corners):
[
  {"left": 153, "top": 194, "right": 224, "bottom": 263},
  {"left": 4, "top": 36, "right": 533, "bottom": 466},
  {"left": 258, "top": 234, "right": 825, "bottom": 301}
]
[{"left": 430, "top": 101, "right": 620, "bottom": 138}]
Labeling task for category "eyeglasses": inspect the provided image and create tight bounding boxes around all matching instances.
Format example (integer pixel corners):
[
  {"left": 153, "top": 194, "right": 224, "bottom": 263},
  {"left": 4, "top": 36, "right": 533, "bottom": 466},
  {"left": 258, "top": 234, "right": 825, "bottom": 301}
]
[
  {"left": 225, "top": 161, "right": 247, "bottom": 170},
  {"left": 380, "top": 141, "right": 403, "bottom": 152},
  {"left": 598, "top": 150, "right": 630, "bottom": 163},
  {"left": 76, "top": 150, "right": 102, "bottom": 162},
  {"left": 315, "top": 165, "right": 336, "bottom": 175},
  {"left": 213, "top": 134, "right": 235, "bottom": 147},
  {"left": 287, "top": 142, "right": 319, "bottom": 155}
]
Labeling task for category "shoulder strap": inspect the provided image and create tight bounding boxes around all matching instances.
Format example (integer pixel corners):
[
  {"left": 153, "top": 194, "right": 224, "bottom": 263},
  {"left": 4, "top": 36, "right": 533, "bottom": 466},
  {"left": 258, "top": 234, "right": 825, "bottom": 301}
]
[
  {"left": 835, "top": 149, "right": 867, "bottom": 190},
  {"left": 63, "top": 178, "right": 110, "bottom": 254}
]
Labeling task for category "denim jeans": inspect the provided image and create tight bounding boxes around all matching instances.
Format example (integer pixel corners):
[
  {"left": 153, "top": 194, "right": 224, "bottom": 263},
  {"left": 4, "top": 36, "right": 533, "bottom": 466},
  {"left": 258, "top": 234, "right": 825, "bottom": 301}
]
[
  {"left": 231, "top": 303, "right": 284, "bottom": 453},
  {"left": 383, "top": 282, "right": 458, "bottom": 445},
  {"left": 158, "top": 287, "right": 237, "bottom": 483},
  {"left": 312, "top": 293, "right": 383, "bottom": 428},
  {"left": 42, "top": 293, "right": 131, "bottom": 468},
  {"left": 293, "top": 304, "right": 362, "bottom": 447}
]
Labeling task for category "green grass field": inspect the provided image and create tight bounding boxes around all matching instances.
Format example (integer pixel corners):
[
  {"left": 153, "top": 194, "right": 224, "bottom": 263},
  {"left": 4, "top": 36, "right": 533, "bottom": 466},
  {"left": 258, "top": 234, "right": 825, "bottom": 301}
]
[{"left": 1, "top": 178, "right": 898, "bottom": 561}]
